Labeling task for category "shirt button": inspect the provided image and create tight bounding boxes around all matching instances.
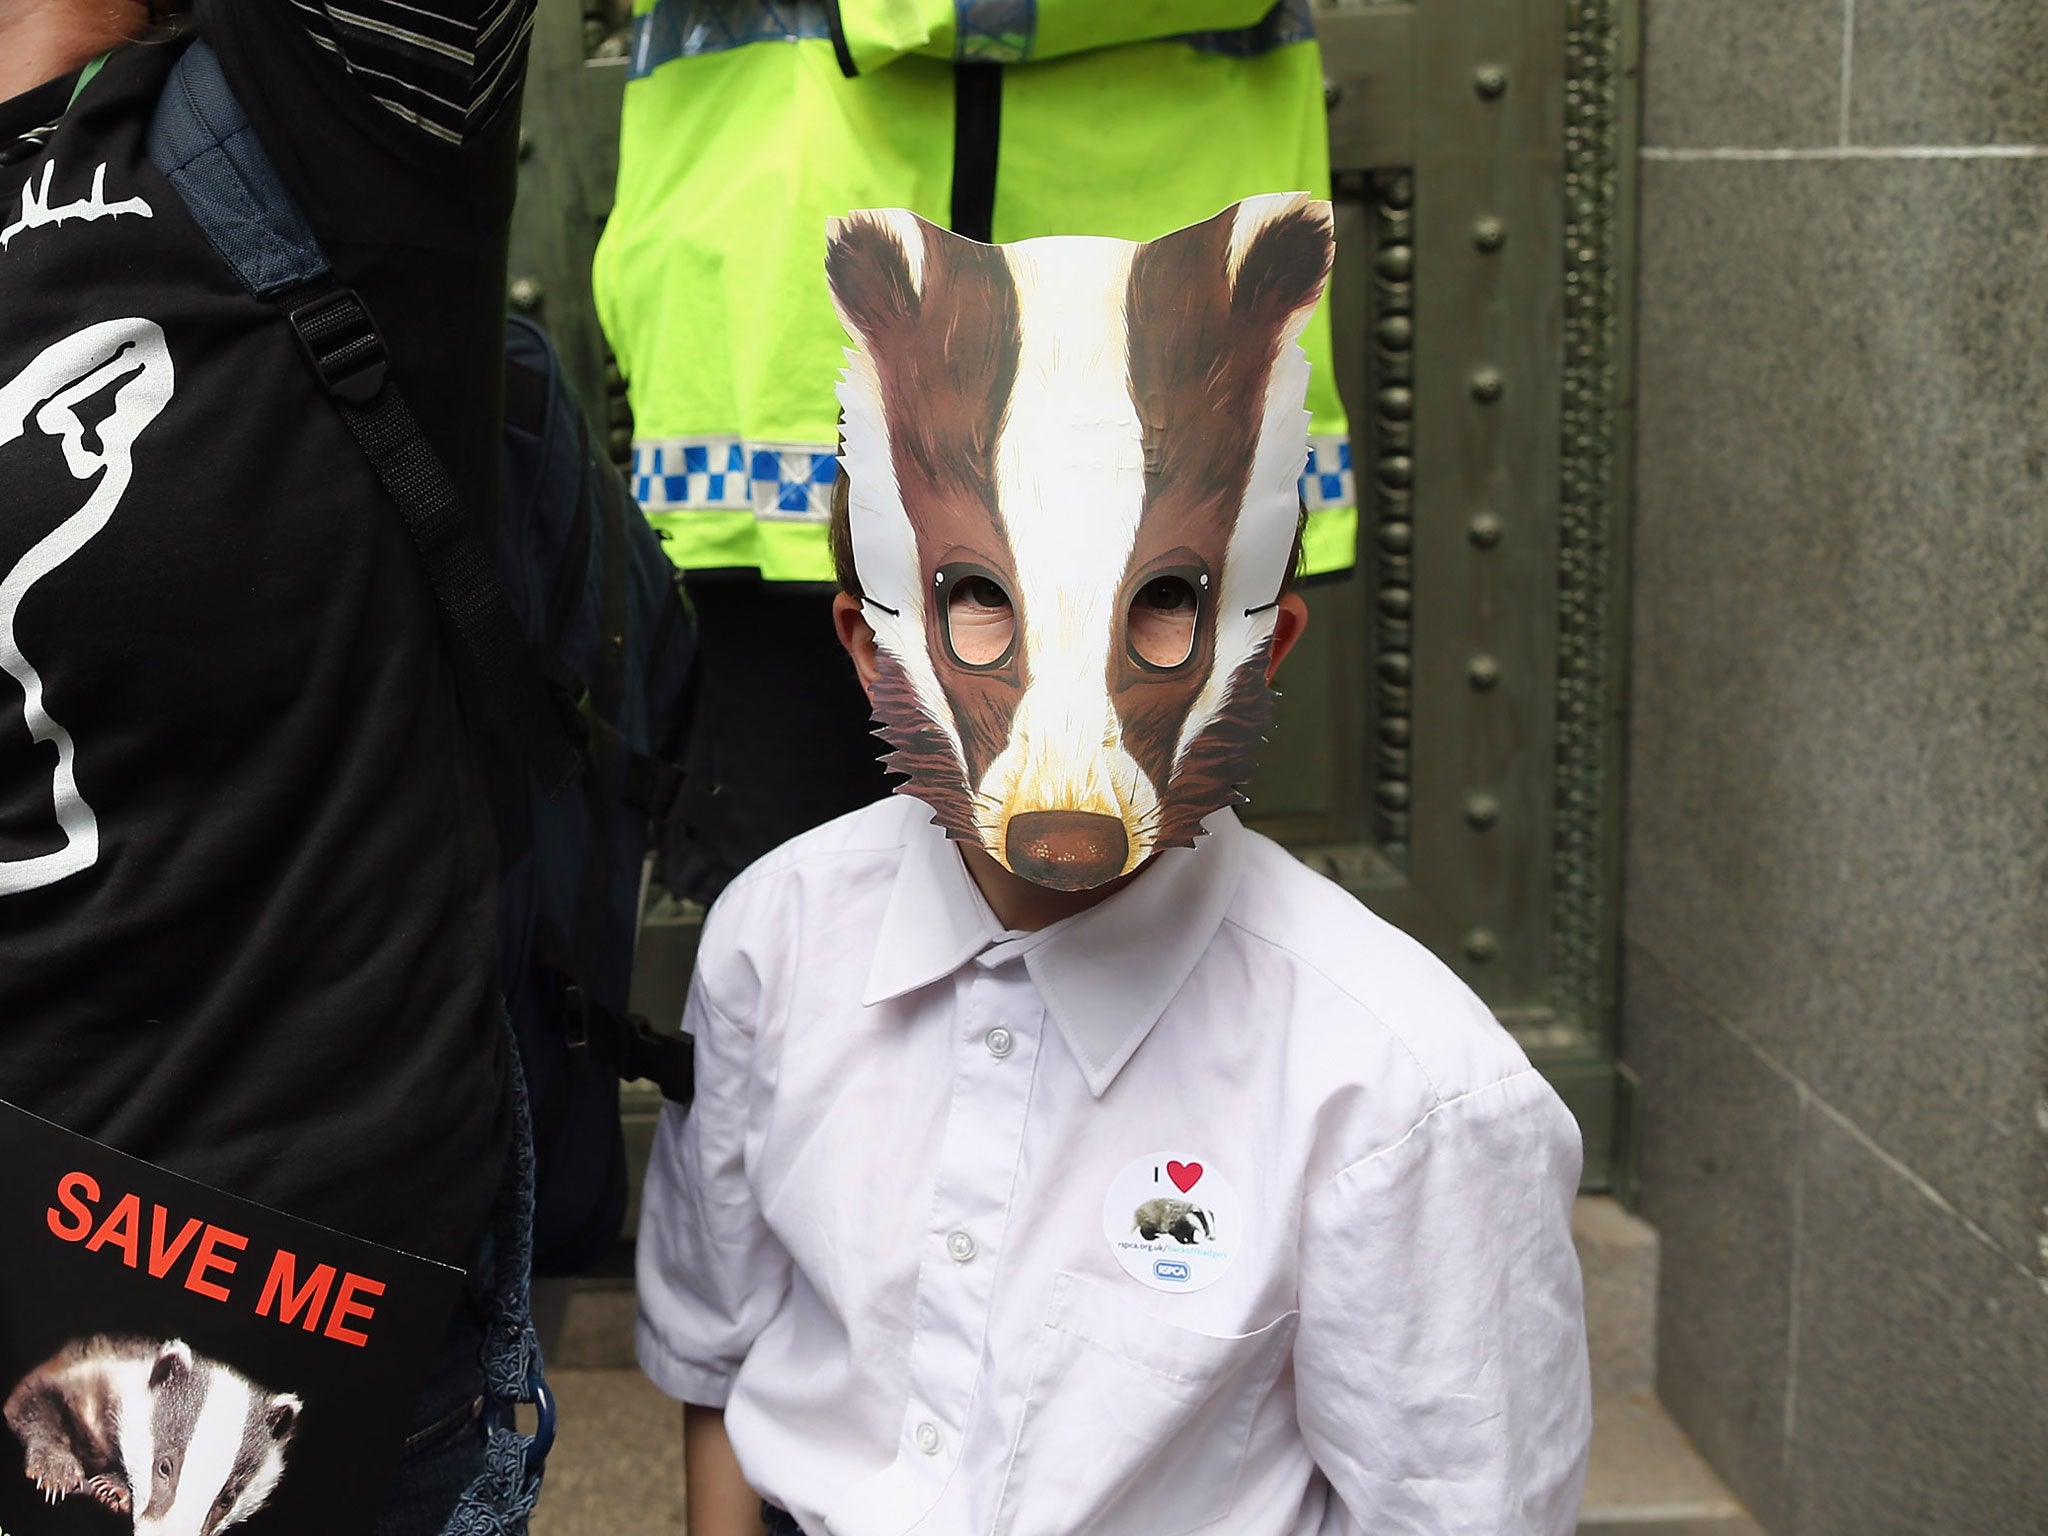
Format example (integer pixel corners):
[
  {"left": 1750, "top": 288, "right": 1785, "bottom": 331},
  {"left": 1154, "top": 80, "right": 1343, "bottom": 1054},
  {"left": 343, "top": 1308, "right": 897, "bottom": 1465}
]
[
  {"left": 915, "top": 1420, "right": 943, "bottom": 1455},
  {"left": 946, "top": 1230, "right": 977, "bottom": 1263},
  {"left": 984, "top": 1026, "right": 1014, "bottom": 1058}
]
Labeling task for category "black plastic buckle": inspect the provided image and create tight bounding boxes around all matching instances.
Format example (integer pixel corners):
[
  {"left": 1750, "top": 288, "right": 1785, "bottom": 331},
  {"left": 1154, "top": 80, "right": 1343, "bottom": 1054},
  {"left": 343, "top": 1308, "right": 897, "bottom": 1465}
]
[
  {"left": 287, "top": 288, "right": 389, "bottom": 405},
  {"left": 624, "top": 752, "right": 687, "bottom": 823},
  {"left": 559, "top": 981, "right": 592, "bottom": 1052},
  {"left": 537, "top": 652, "right": 594, "bottom": 762},
  {"left": 622, "top": 1019, "right": 696, "bottom": 1107}
]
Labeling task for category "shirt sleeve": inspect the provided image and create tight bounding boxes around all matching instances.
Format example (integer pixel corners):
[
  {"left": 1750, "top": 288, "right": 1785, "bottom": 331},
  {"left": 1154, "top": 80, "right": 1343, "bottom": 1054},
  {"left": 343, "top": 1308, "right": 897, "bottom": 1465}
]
[
  {"left": 635, "top": 957, "right": 793, "bottom": 1408},
  {"left": 1296, "top": 1070, "right": 1592, "bottom": 1536}
]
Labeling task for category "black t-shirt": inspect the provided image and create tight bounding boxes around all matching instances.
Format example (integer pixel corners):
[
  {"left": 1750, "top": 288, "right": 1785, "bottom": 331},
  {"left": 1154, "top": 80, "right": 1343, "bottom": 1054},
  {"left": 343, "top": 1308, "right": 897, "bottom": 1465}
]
[{"left": 0, "top": 2, "right": 531, "bottom": 1267}]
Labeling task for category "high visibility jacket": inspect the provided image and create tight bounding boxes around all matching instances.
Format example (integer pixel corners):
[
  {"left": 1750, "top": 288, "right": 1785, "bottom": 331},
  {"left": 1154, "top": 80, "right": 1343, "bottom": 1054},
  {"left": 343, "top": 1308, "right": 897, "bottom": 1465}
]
[{"left": 594, "top": 0, "right": 1354, "bottom": 585}]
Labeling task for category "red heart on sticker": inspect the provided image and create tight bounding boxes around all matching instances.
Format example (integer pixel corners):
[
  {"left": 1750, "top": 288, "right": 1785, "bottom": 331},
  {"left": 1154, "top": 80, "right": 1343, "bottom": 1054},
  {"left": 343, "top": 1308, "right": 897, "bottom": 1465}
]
[{"left": 1167, "top": 1161, "right": 1203, "bottom": 1192}]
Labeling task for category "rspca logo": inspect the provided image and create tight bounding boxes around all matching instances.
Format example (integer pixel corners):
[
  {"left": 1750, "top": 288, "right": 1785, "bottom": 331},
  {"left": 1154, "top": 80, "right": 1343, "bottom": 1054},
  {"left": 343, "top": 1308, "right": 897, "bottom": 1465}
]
[{"left": 1152, "top": 1259, "right": 1192, "bottom": 1284}]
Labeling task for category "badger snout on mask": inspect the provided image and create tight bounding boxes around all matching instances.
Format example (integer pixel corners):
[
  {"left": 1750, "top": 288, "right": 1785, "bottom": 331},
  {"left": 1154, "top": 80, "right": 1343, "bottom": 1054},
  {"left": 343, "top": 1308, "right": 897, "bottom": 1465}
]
[{"left": 829, "top": 194, "right": 1334, "bottom": 890}]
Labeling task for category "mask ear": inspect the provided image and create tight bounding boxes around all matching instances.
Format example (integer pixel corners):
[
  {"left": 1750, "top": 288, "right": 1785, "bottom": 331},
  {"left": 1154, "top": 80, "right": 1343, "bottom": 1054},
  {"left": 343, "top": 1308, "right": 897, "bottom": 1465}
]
[
  {"left": 1124, "top": 195, "right": 1333, "bottom": 558},
  {"left": 1227, "top": 194, "right": 1335, "bottom": 346},
  {"left": 825, "top": 211, "right": 922, "bottom": 349}
]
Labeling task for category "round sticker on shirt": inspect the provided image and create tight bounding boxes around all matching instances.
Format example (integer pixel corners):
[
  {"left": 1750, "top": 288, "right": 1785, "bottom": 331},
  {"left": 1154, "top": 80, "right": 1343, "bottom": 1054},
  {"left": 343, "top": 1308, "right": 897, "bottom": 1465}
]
[{"left": 1102, "top": 1152, "right": 1240, "bottom": 1293}]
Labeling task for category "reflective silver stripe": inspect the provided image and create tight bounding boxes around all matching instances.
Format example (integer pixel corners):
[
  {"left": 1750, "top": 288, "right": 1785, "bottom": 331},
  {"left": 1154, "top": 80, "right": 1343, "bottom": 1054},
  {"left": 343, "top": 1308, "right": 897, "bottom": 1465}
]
[{"left": 628, "top": 0, "right": 832, "bottom": 81}]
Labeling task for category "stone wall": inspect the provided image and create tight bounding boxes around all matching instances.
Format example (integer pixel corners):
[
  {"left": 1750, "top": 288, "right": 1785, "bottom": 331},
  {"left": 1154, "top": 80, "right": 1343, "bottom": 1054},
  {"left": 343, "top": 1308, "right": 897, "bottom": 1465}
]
[{"left": 1623, "top": 2, "right": 2048, "bottom": 1532}]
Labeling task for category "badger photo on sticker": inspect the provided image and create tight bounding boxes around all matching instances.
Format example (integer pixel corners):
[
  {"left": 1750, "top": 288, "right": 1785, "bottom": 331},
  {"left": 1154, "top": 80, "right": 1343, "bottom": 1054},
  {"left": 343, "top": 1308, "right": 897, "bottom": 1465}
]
[
  {"left": 1102, "top": 1152, "right": 1242, "bottom": 1294},
  {"left": 4, "top": 1335, "right": 299, "bottom": 1532}
]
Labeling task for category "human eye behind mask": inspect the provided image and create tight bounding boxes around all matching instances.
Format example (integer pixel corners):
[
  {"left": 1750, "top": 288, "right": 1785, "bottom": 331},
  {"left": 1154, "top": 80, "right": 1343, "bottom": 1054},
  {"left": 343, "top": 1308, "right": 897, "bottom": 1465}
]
[
  {"left": 940, "top": 565, "right": 1018, "bottom": 669},
  {"left": 826, "top": 194, "right": 1334, "bottom": 890},
  {"left": 1125, "top": 569, "right": 1205, "bottom": 671}
]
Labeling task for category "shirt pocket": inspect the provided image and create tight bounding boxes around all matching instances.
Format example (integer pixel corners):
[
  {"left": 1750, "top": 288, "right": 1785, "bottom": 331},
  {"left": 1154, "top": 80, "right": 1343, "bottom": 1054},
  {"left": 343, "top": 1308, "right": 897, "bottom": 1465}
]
[{"left": 994, "top": 1272, "right": 1298, "bottom": 1536}]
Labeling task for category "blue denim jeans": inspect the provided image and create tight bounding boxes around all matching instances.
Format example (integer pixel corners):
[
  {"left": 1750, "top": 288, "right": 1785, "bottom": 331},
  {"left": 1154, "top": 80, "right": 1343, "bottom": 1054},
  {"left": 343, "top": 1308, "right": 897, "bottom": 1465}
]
[{"left": 374, "top": 1061, "right": 553, "bottom": 1536}]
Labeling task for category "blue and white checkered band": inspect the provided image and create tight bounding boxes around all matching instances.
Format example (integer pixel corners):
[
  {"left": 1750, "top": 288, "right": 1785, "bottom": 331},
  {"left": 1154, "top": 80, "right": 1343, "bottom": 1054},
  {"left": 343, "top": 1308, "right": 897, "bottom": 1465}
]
[
  {"left": 630, "top": 437, "right": 841, "bottom": 521},
  {"left": 629, "top": 0, "right": 833, "bottom": 79},
  {"left": 1299, "top": 435, "right": 1354, "bottom": 511},
  {"left": 631, "top": 435, "right": 1347, "bottom": 520},
  {"left": 1183, "top": 0, "right": 1316, "bottom": 59},
  {"left": 955, "top": 0, "right": 1036, "bottom": 63}
]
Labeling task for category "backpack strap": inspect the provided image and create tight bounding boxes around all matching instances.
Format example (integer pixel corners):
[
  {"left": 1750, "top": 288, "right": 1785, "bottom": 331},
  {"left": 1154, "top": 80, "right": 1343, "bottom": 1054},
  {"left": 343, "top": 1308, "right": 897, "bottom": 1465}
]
[{"left": 147, "top": 38, "right": 587, "bottom": 801}]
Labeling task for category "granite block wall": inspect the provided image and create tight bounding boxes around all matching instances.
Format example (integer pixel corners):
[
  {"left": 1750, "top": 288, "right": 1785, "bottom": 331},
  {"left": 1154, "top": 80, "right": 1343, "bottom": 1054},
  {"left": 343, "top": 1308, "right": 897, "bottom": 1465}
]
[{"left": 1624, "top": 2, "right": 2048, "bottom": 1531}]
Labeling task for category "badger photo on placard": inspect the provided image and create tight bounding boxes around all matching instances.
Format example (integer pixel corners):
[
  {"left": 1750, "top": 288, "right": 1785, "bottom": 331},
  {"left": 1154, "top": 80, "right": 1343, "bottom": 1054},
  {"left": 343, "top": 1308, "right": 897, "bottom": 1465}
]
[
  {"left": 0, "top": 1101, "right": 463, "bottom": 1536},
  {"left": 5, "top": 1335, "right": 299, "bottom": 1531}
]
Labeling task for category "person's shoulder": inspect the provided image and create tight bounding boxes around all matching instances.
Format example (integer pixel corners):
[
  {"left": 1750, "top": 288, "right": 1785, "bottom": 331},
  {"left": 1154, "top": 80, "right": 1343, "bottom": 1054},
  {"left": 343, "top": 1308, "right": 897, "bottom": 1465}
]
[
  {"left": 1217, "top": 826, "right": 1535, "bottom": 1109},
  {"left": 697, "top": 795, "right": 924, "bottom": 962},
  {"left": 722, "top": 793, "right": 927, "bottom": 896}
]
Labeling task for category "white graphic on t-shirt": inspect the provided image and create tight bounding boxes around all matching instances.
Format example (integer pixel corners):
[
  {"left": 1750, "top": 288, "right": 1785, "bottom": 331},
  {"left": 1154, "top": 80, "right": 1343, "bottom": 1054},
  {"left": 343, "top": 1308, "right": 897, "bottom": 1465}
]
[
  {"left": 0, "top": 320, "right": 174, "bottom": 897},
  {"left": 1, "top": 162, "right": 153, "bottom": 252}
]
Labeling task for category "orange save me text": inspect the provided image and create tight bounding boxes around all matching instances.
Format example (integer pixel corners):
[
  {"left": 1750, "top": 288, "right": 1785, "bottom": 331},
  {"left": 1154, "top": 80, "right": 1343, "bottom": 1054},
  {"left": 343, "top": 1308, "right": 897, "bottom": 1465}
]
[{"left": 44, "top": 1171, "right": 386, "bottom": 1347}]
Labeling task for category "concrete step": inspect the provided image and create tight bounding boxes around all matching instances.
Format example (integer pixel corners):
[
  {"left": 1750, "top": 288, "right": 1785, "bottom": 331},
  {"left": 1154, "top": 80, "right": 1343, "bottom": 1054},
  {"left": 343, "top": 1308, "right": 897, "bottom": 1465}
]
[
  {"left": 535, "top": 1199, "right": 1762, "bottom": 1535},
  {"left": 525, "top": 1368, "right": 1762, "bottom": 1536},
  {"left": 1575, "top": 1195, "right": 1657, "bottom": 1399},
  {"left": 1573, "top": 1198, "right": 1763, "bottom": 1534},
  {"left": 529, "top": 1367, "right": 683, "bottom": 1536},
  {"left": 1580, "top": 1389, "right": 1762, "bottom": 1534}
]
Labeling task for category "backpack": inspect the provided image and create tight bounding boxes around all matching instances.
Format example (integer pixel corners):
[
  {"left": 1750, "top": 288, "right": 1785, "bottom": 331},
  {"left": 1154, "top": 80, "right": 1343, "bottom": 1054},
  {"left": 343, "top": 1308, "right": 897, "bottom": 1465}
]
[
  {"left": 146, "top": 38, "right": 697, "bottom": 1276},
  {"left": 493, "top": 317, "right": 698, "bottom": 1274}
]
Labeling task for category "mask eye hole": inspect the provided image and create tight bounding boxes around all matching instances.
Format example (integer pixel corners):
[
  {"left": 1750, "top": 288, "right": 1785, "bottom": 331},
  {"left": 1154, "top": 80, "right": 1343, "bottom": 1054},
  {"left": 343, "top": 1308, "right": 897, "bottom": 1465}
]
[
  {"left": 938, "top": 564, "right": 1017, "bottom": 669},
  {"left": 1127, "top": 569, "right": 1204, "bottom": 670}
]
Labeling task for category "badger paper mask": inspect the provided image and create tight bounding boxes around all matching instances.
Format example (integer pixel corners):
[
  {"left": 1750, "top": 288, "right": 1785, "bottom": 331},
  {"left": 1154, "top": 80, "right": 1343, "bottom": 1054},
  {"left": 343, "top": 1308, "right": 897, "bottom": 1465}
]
[{"left": 829, "top": 193, "right": 1335, "bottom": 891}]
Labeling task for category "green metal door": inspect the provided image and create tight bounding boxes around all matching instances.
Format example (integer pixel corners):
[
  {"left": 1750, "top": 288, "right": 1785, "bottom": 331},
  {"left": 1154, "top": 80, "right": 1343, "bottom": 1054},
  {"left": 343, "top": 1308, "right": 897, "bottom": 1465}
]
[
  {"left": 506, "top": 0, "right": 1641, "bottom": 1219},
  {"left": 1247, "top": 0, "right": 1641, "bottom": 1188}
]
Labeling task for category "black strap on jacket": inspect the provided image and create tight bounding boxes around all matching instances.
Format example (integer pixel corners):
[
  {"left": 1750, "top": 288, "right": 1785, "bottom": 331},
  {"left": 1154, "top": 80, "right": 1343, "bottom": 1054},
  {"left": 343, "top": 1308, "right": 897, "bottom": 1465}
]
[{"left": 949, "top": 61, "right": 1002, "bottom": 243}]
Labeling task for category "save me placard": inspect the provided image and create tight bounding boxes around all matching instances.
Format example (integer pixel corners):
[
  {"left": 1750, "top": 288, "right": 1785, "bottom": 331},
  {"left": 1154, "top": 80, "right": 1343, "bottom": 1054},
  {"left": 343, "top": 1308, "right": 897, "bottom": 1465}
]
[{"left": 0, "top": 1100, "right": 464, "bottom": 1536}]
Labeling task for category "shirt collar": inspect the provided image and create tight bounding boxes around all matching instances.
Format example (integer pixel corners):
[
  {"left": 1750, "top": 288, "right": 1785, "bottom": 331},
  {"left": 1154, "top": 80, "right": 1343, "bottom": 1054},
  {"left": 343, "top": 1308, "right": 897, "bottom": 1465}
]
[
  {"left": 861, "top": 805, "right": 1011, "bottom": 1005},
  {"left": 862, "top": 802, "right": 1249, "bottom": 1097}
]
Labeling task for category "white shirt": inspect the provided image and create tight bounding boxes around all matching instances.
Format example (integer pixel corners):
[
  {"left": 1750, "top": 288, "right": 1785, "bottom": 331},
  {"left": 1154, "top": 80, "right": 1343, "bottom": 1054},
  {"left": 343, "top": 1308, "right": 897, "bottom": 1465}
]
[{"left": 638, "top": 795, "right": 1590, "bottom": 1536}]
